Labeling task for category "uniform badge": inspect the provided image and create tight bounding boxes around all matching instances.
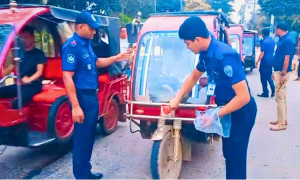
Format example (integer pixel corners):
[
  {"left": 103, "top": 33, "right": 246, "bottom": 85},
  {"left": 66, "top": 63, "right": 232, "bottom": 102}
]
[
  {"left": 67, "top": 54, "right": 75, "bottom": 63},
  {"left": 70, "top": 40, "right": 77, "bottom": 47},
  {"left": 83, "top": 53, "right": 90, "bottom": 59},
  {"left": 224, "top": 65, "right": 233, "bottom": 77},
  {"left": 87, "top": 64, "right": 92, "bottom": 70}
]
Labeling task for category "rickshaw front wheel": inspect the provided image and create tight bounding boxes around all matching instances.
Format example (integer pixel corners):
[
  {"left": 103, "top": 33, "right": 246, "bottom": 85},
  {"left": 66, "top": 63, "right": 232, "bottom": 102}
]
[
  {"left": 99, "top": 98, "right": 119, "bottom": 135},
  {"left": 151, "top": 131, "right": 182, "bottom": 179}
]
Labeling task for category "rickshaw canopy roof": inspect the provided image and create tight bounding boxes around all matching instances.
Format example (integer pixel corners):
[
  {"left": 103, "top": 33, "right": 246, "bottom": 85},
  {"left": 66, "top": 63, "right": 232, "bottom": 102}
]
[
  {"left": 0, "top": 4, "right": 118, "bottom": 31},
  {"left": 149, "top": 10, "right": 229, "bottom": 27},
  {"left": 140, "top": 11, "right": 229, "bottom": 36}
]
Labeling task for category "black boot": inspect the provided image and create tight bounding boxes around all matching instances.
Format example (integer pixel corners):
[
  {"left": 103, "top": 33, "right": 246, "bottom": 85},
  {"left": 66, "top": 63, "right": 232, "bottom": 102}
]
[{"left": 257, "top": 93, "right": 269, "bottom": 98}]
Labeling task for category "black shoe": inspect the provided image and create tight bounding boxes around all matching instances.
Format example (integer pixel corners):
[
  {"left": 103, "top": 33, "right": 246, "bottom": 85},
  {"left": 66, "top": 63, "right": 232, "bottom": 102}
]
[
  {"left": 257, "top": 93, "right": 269, "bottom": 98},
  {"left": 88, "top": 172, "right": 103, "bottom": 179},
  {"left": 271, "top": 92, "right": 275, "bottom": 97}
]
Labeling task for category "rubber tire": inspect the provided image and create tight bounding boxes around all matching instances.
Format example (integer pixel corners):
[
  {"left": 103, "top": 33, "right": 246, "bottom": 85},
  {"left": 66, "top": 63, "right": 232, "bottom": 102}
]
[
  {"left": 47, "top": 95, "right": 73, "bottom": 144},
  {"left": 151, "top": 132, "right": 182, "bottom": 179},
  {"left": 250, "top": 67, "right": 253, "bottom": 72},
  {"left": 99, "top": 98, "right": 119, "bottom": 136}
]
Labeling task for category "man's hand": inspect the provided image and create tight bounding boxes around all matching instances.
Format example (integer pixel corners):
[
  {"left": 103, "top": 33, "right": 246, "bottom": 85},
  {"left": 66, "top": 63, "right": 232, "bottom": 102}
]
[
  {"left": 255, "top": 61, "right": 259, "bottom": 68},
  {"left": 115, "top": 50, "right": 133, "bottom": 62},
  {"left": 201, "top": 107, "right": 220, "bottom": 127},
  {"left": 169, "top": 97, "right": 181, "bottom": 110},
  {"left": 280, "top": 75, "right": 287, "bottom": 85},
  {"left": 72, "top": 105, "right": 85, "bottom": 123},
  {"left": 22, "top": 76, "right": 32, "bottom": 84}
]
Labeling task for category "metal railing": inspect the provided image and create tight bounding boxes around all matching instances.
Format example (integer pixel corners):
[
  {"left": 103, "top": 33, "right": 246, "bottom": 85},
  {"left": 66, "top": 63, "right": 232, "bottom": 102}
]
[{"left": 125, "top": 100, "right": 217, "bottom": 121}]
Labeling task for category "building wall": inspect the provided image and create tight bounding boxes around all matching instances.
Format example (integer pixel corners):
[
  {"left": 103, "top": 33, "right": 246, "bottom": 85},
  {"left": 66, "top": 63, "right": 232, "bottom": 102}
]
[{"left": 242, "top": 0, "right": 260, "bottom": 29}]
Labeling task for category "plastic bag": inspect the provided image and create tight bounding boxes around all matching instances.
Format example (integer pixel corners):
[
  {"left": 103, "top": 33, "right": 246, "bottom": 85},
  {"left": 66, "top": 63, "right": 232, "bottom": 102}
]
[{"left": 194, "top": 107, "right": 231, "bottom": 138}]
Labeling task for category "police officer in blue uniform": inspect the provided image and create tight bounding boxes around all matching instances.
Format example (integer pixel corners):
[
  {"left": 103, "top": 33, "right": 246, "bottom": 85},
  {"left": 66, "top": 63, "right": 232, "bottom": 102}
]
[
  {"left": 256, "top": 28, "right": 275, "bottom": 98},
  {"left": 61, "top": 11, "right": 130, "bottom": 179},
  {"left": 169, "top": 16, "right": 257, "bottom": 179}
]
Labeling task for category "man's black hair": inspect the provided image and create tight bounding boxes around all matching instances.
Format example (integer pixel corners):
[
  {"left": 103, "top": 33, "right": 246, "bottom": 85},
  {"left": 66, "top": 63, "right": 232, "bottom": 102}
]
[
  {"left": 20, "top": 25, "right": 35, "bottom": 36},
  {"left": 179, "top": 16, "right": 209, "bottom": 41},
  {"left": 262, "top": 28, "right": 270, "bottom": 37},
  {"left": 276, "top": 21, "right": 289, "bottom": 32},
  {"left": 120, "top": 26, "right": 126, "bottom": 31}
]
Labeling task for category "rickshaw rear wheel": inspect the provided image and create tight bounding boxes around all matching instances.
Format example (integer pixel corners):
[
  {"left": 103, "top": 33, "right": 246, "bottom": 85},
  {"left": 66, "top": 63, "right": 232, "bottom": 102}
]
[
  {"left": 99, "top": 98, "right": 119, "bottom": 135},
  {"left": 151, "top": 131, "right": 182, "bottom": 179},
  {"left": 48, "top": 95, "right": 74, "bottom": 144}
]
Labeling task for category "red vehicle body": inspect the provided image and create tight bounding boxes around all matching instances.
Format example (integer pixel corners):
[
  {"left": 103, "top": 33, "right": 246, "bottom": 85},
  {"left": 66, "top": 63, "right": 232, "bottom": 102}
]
[
  {"left": 125, "top": 11, "right": 229, "bottom": 179},
  {"left": 243, "top": 30, "right": 257, "bottom": 71},
  {"left": 228, "top": 24, "right": 243, "bottom": 60},
  {"left": 0, "top": 4, "right": 127, "bottom": 147}
]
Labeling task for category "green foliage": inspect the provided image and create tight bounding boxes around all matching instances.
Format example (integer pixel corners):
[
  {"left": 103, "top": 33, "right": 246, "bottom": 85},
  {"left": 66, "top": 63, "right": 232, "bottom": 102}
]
[
  {"left": 206, "top": 0, "right": 235, "bottom": 14},
  {"left": 258, "top": 0, "right": 300, "bottom": 31},
  {"left": 119, "top": 13, "right": 133, "bottom": 26}
]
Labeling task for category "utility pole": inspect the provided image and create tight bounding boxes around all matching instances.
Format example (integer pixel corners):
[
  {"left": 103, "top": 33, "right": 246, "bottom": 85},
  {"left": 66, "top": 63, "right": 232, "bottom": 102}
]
[
  {"left": 180, "top": 0, "right": 183, "bottom": 11},
  {"left": 251, "top": 0, "right": 257, "bottom": 29}
]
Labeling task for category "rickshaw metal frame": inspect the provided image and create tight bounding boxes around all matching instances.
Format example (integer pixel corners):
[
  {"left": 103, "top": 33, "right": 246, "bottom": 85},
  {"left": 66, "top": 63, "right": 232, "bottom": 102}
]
[
  {"left": 0, "top": 4, "right": 126, "bottom": 147},
  {"left": 126, "top": 11, "right": 227, "bottom": 179}
]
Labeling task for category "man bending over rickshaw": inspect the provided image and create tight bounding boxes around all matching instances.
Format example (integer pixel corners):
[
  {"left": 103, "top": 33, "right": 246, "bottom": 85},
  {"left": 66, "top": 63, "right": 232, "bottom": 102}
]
[{"left": 0, "top": 25, "right": 46, "bottom": 109}]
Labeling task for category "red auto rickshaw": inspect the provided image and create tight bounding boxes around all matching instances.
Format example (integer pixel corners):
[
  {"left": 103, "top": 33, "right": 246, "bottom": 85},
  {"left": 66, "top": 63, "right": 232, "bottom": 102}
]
[
  {"left": 0, "top": 3, "right": 127, "bottom": 148},
  {"left": 228, "top": 24, "right": 243, "bottom": 60},
  {"left": 125, "top": 11, "right": 230, "bottom": 179},
  {"left": 243, "top": 30, "right": 257, "bottom": 71}
]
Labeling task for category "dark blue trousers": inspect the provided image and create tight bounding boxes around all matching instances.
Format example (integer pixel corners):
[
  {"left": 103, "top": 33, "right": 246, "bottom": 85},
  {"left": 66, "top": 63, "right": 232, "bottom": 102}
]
[
  {"left": 73, "top": 90, "right": 99, "bottom": 179},
  {"left": 222, "top": 98, "right": 257, "bottom": 179},
  {"left": 260, "top": 70, "right": 275, "bottom": 95}
]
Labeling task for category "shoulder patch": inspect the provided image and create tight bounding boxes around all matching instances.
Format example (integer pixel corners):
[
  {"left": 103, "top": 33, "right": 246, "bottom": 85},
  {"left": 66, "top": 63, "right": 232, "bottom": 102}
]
[
  {"left": 70, "top": 40, "right": 77, "bottom": 47},
  {"left": 67, "top": 54, "right": 75, "bottom": 63},
  {"left": 224, "top": 65, "right": 233, "bottom": 77}
]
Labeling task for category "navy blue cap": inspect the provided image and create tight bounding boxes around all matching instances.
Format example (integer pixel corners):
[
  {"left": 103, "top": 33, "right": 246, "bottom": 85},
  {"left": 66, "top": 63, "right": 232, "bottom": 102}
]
[{"left": 75, "top": 11, "right": 101, "bottom": 29}]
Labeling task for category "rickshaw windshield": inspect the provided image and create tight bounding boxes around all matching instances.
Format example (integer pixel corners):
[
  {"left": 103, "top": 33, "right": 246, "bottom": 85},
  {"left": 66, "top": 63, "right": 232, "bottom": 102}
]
[
  {"left": 133, "top": 32, "right": 197, "bottom": 103},
  {"left": 243, "top": 36, "right": 254, "bottom": 56},
  {"left": 0, "top": 24, "right": 13, "bottom": 55},
  {"left": 229, "top": 34, "right": 241, "bottom": 54}
]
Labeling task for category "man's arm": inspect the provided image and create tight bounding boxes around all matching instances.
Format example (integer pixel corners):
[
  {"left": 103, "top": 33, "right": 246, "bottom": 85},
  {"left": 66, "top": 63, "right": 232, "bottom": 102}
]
[
  {"left": 219, "top": 80, "right": 250, "bottom": 117},
  {"left": 25, "top": 64, "right": 44, "bottom": 82},
  {"left": 96, "top": 51, "right": 130, "bottom": 68},
  {"left": 256, "top": 51, "right": 265, "bottom": 65},
  {"left": 1, "top": 64, "right": 14, "bottom": 77},
  {"left": 176, "top": 69, "right": 203, "bottom": 100},
  {"left": 256, "top": 40, "right": 266, "bottom": 66},
  {"left": 218, "top": 56, "right": 250, "bottom": 117},
  {"left": 63, "top": 71, "right": 79, "bottom": 108},
  {"left": 282, "top": 55, "right": 290, "bottom": 74},
  {"left": 282, "top": 40, "right": 295, "bottom": 74},
  {"left": 96, "top": 55, "right": 117, "bottom": 68}
]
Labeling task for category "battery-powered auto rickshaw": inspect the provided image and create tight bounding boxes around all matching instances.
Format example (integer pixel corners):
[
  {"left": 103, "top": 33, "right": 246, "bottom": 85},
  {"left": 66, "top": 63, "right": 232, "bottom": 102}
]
[
  {"left": 228, "top": 24, "right": 243, "bottom": 60},
  {"left": 125, "top": 11, "right": 230, "bottom": 179},
  {"left": 0, "top": 2, "right": 127, "bottom": 148},
  {"left": 243, "top": 30, "right": 257, "bottom": 71}
]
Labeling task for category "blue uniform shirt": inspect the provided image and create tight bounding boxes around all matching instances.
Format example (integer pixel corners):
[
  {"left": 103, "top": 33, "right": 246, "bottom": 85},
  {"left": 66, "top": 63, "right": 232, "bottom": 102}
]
[
  {"left": 260, "top": 36, "right": 275, "bottom": 71},
  {"left": 62, "top": 33, "right": 99, "bottom": 90},
  {"left": 273, "top": 33, "right": 295, "bottom": 72},
  {"left": 196, "top": 38, "right": 249, "bottom": 105}
]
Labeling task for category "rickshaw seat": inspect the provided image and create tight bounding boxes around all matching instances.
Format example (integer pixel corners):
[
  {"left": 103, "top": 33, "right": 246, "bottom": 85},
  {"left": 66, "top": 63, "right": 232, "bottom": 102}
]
[
  {"left": 44, "top": 57, "right": 63, "bottom": 80},
  {"left": 98, "top": 72, "right": 110, "bottom": 83},
  {"left": 32, "top": 84, "right": 66, "bottom": 103}
]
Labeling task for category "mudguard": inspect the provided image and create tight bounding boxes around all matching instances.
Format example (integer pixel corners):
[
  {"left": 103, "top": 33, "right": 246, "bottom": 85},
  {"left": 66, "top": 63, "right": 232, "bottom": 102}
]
[{"left": 151, "top": 125, "right": 173, "bottom": 141}]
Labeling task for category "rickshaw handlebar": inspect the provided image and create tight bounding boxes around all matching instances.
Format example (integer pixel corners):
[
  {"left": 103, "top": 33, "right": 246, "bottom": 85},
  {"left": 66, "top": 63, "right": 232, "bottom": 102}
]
[{"left": 126, "top": 100, "right": 218, "bottom": 108}]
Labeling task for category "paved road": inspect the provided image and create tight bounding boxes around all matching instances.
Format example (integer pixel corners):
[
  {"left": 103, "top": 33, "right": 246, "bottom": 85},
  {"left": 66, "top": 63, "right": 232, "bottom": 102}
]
[{"left": 0, "top": 69, "right": 300, "bottom": 179}]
